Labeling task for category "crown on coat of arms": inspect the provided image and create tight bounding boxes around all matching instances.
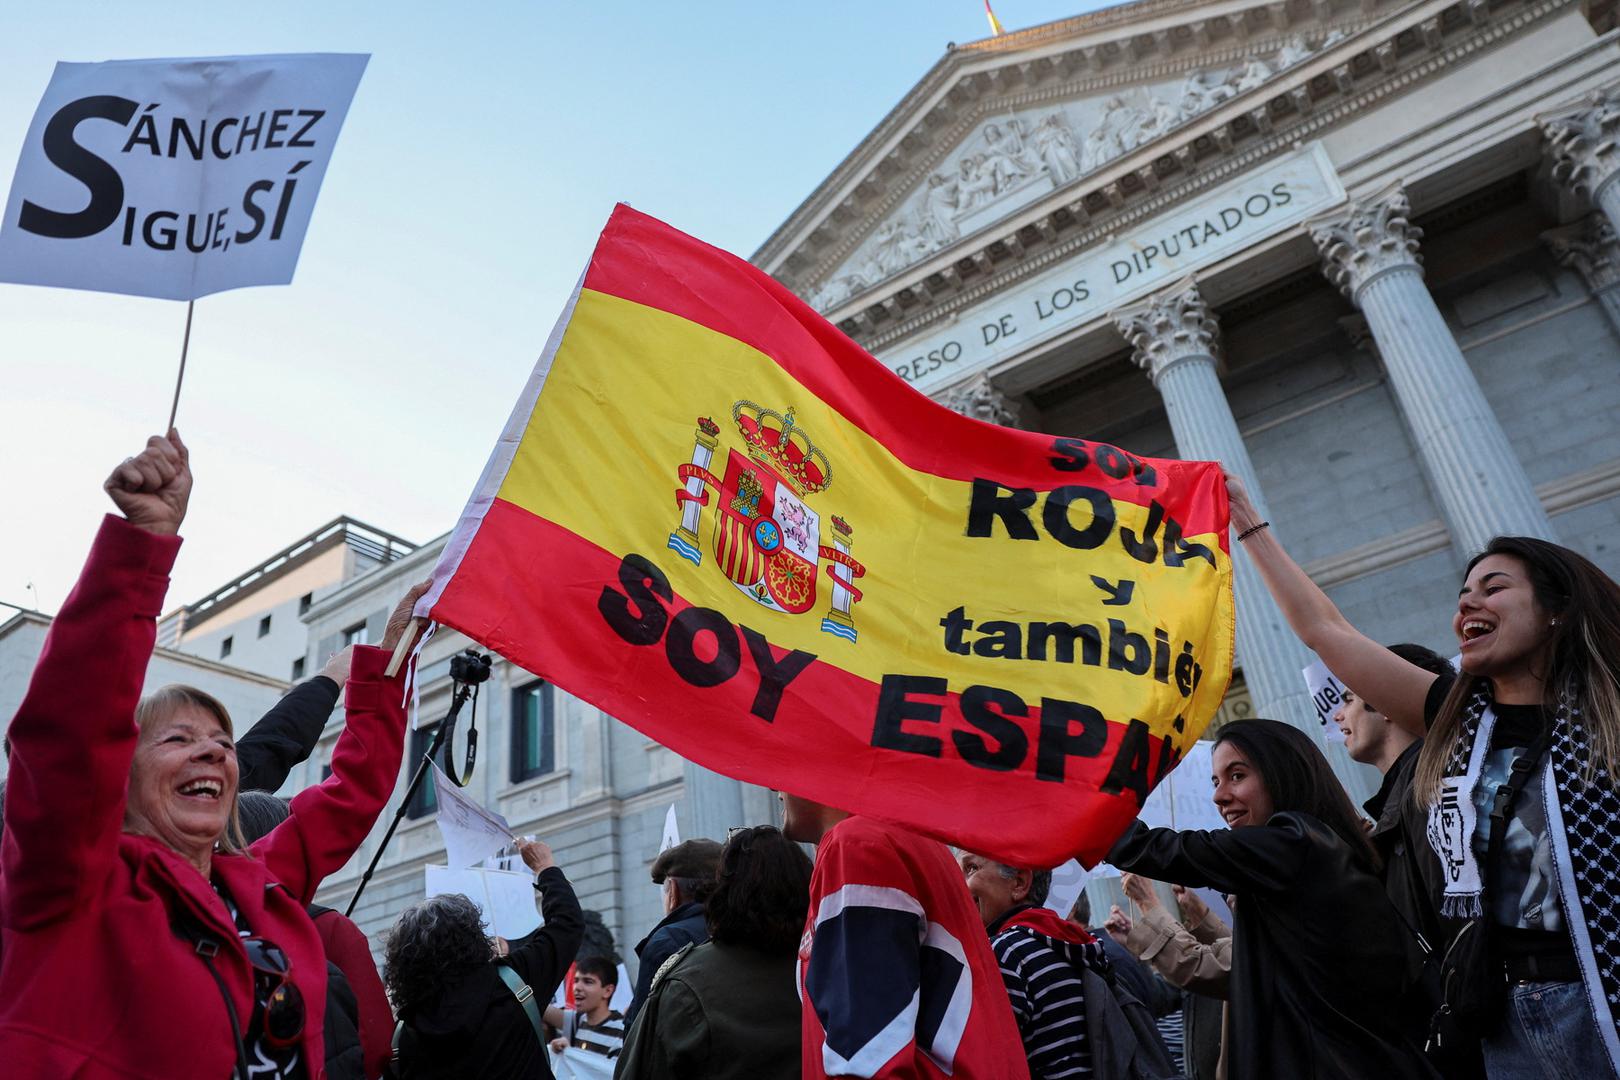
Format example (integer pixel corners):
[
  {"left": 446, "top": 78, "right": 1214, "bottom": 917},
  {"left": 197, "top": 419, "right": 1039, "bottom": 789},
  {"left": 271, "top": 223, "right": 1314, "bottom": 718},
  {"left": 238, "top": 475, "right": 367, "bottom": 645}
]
[{"left": 732, "top": 400, "right": 832, "bottom": 496}]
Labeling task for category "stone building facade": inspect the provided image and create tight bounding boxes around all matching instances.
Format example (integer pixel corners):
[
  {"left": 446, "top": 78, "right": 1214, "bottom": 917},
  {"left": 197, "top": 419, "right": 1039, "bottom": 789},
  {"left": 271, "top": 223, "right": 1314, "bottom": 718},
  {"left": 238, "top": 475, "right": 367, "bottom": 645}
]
[{"left": 752, "top": 0, "right": 1620, "bottom": 790}]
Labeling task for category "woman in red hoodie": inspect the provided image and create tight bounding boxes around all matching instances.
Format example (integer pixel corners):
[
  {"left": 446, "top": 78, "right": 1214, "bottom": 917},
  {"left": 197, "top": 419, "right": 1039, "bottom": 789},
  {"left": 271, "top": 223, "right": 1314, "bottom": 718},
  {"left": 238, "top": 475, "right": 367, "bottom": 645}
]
[{"left": 0, "top": 431, "right": 420, "bottom": 1080}]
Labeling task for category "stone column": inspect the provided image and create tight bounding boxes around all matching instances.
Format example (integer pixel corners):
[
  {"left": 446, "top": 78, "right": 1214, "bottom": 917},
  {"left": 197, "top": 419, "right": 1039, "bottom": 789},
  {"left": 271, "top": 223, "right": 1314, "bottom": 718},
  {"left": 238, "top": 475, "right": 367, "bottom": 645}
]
[
  {"left": 1312, "top": 187, "right": 1556, "bottom": 553},
  {"left": 1117, "top": 283, "right": 1316, "bottom": 732},
  {"left": 941, "top": 373, "right": 1023, "bottom": 427},
  {"left": 1542, "top": 87, "right": 1620, "bottom": 238},
  {"left": 1544, "top": 214, "right": 1620, "bottom": 338}
]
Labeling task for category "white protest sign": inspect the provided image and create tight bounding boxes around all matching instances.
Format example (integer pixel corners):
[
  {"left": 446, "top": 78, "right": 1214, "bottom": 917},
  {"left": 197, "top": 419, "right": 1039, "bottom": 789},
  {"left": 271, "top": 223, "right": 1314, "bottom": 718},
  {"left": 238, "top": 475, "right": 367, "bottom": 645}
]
[
  {"left": 431, "top": 760, "right": 515, "bottom": 867},
  {"left": 549, "top": 1047, "right": 615, "bottom": 1080},
  {"left": 424, "top": 865, "right": 542, "bottom": 939},
  {"left": 1043, "top": 859, "right": 1088, "bottom": 919},
  {"left": 0, "top": 53, "right": 366, "bottom": 300},
  {"left": 1303, "top": 659, "right": 1349, "bottom": 745},
  {"left": 659, "top": 804, "right": 680, "bottom": 853}
]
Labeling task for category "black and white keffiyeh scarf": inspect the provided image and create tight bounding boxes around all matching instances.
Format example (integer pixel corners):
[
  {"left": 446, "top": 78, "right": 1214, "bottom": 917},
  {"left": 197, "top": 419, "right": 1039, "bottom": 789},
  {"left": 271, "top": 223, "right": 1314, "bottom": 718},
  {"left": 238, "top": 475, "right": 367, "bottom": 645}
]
[{"left": 1425, "top": 682, "right": 1620, "bottom": 1073}]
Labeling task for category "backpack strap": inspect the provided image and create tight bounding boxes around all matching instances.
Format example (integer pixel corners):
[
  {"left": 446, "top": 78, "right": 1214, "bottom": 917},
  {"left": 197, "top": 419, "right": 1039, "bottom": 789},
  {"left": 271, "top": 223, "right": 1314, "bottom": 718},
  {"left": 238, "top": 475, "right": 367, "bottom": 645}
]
[{"left": 494, "top": 961, "right": 546, "bottom": 1047}]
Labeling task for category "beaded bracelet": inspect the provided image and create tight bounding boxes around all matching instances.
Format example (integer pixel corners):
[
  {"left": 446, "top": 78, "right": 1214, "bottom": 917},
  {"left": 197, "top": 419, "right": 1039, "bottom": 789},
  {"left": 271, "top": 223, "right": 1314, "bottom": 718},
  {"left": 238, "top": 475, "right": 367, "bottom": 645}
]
[{"left": 1236, "top": 521, "right": 1271, "bottom": 541}]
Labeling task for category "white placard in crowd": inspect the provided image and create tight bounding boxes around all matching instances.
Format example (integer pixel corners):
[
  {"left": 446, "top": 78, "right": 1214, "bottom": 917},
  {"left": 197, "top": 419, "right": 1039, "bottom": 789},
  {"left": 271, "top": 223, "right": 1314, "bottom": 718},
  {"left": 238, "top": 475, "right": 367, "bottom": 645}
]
[
  {"left": 549, "top": 1047, "right": 615, "bottom": 1080},
  {"left": 1043, "top": 859, "right": 1088, "bottom": 919},
  {"left": 0, "top": 52, "right": 367, "bottom": 300},
  {"left": 432, "top": 760, "right": 515, "bottom": 867},
  {"left": 423, "top": 865, "right": 543, "bottom": 939},
  {"left": 659, "top": 803, "right": 680, "bottom": 853},
  {"left": 1303, "top": 659, "right": 1349, "bottom": 745}
]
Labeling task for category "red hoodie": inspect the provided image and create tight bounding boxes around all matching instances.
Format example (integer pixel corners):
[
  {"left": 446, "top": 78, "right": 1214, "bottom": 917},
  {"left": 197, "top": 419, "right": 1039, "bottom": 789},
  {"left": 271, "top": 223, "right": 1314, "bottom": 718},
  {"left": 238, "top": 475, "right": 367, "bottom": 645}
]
[
  {"left": 0, "top": 516, "right": 407, "bottom": 1080},
  {"left": 799, "top": 816, "right": 1030, "bottom": 1079}
]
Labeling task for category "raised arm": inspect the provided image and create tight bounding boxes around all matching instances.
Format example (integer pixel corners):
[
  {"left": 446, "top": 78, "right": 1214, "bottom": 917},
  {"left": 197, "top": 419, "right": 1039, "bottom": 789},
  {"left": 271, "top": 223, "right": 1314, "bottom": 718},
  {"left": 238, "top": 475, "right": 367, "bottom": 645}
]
[
  {"left": 251, "top": 584, "right": 426, "bottom": 899},
  {"left": 1226, "top": 472, "right": 1437, "bottom": 734},
  {"left": 1107, "top": 812, "right": 1314, "bottom": 896},
  {"left": 237, "top": 650, "right": 348, "bottom": 793},
  {"left": 2, "top": 434, "right": 189, "bottom": 929},
  {"left": 506, "top": 840, "right": 585, "bottom": 1003}
]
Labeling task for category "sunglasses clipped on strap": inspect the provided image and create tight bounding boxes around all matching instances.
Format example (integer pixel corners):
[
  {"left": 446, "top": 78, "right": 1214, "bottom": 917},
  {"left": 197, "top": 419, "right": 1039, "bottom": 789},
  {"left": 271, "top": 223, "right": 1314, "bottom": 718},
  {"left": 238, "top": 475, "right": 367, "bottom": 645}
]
[{"left": 241, "top": 937, "right": 306, "bottom": 1048}]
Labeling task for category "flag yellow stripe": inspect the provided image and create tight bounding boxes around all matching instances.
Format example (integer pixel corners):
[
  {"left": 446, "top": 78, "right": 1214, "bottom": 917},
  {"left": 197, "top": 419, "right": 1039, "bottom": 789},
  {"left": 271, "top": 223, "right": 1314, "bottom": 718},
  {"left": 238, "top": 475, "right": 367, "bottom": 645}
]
[{"left": 497, "top": 289, "right": 1233, "bottom": 736}]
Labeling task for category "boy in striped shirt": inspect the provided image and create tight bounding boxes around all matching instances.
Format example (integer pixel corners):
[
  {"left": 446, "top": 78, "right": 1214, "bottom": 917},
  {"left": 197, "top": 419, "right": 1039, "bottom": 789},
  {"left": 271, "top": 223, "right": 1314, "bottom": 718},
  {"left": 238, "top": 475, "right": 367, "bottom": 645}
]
[{"left": 545, "top": 957, "right": 626, "bottom": 1058}]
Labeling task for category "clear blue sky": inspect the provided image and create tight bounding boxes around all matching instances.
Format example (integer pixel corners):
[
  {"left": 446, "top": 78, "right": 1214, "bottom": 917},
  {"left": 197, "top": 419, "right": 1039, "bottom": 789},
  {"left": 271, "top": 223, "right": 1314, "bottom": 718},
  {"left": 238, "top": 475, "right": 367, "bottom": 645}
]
[{"left": 0, "top": 0, "right": 1109, "bottom": 615}]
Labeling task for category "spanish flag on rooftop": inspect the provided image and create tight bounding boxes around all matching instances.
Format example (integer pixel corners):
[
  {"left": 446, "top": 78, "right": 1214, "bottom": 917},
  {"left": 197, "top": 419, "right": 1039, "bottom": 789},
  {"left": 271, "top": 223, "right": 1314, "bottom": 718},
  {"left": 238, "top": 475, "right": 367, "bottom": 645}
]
[
  {"left": 414, "top": 205, "right": 1234, "bottom": 866},
  {"left": 985, "top": 0, "right": 1006, "bottom": 36}
]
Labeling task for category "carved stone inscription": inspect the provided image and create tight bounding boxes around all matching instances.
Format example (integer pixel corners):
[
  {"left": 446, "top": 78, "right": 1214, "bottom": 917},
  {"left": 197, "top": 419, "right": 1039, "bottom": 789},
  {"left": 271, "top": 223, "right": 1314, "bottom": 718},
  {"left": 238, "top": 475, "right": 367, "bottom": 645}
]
[{"left": 876, "top": 143, "right": 1345, "bottom": 395}]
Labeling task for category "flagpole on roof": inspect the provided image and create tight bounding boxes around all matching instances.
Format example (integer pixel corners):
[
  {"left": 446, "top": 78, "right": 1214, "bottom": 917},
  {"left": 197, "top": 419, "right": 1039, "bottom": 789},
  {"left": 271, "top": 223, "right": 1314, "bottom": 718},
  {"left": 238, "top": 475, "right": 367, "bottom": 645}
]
[{"left": 984, "top": 0, "right": 1006, "bottom": 36}]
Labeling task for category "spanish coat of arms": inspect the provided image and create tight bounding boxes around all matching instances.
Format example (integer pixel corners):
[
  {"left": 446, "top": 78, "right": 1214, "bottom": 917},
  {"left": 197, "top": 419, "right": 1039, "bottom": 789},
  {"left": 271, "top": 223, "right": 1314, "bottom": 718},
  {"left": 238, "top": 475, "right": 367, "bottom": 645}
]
[{"left": 667, "top": 401, "right": 866, "bottom": 642}]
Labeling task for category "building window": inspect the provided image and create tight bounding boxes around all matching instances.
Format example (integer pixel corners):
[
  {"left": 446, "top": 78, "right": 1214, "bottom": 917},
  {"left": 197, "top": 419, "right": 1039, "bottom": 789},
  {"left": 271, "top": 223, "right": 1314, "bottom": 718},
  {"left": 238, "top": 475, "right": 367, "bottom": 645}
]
[
  {"left": 511, "top": 680, "right": 555, "bottom": 784},
  {"left": 342, "top": 621, "right": 369, "bottom": 647},
  {"left": 220, "top": 636, "right": 233, "bottom": 659},
  {"left": 291, "top": 657, "right": 306, "bottom": 681},
  {"left": 406, "top": 725, "right": 439, "bottom": 819},
  {"left": 258, "top": 614, "right": 272, "bottom": 638},
  {"left": 321, "top": 763, "right": 333, "bottom": 782},
  {"left": 299, "top": 592, "right": 313, "bottom": 615}
]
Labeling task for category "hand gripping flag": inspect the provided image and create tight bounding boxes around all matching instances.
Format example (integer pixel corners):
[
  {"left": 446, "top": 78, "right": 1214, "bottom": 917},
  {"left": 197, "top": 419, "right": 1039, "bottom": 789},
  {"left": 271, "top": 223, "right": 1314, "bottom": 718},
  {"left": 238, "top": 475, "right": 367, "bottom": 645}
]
[{"left": 416, "top": 205, "right": 1234, "bottom": 866}]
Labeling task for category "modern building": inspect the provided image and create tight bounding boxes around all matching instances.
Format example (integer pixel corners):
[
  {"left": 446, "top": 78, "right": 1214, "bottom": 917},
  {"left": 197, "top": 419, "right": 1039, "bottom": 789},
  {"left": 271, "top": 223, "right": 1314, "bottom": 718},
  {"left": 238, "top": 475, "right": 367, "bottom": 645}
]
[
  {"left": 0, "top": 606, "right": 288, "bottom": 785},
  {"left": 157, "top": 517, "right": 417, "bottom": 683}
]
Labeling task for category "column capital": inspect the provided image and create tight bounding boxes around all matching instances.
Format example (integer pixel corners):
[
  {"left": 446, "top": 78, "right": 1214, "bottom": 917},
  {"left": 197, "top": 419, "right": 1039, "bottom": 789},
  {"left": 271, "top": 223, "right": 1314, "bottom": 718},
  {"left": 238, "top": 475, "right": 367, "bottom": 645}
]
[
  {"left": 1542, "top": 213, "right": 1620, "bottom": 292},
  {"left": 1310, "top": 186, "right": 1424, "bottom": 300},
  {"left": 942, "top": 373, "right": 1023, "bottom": 427},
  {"left": 1541, "top": 86, "right": 1620, "bottom": 202},
  {"left": 1116, "top": 282, "right": 1221, "bottom": 384}
]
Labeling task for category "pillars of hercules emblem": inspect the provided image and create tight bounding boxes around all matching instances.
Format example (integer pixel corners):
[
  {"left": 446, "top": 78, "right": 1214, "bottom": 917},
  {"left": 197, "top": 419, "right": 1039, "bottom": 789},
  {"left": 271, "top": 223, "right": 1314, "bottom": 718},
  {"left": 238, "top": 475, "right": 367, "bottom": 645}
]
[
  {"left": 1311, "top": 186, "right": 1557, "bottom": 554},
  {"left": 669, "top": 418, "right": 720, "bottom": 565},
  {"left": 1116, "top": 282, "right": 1317, "bottom": 734}
]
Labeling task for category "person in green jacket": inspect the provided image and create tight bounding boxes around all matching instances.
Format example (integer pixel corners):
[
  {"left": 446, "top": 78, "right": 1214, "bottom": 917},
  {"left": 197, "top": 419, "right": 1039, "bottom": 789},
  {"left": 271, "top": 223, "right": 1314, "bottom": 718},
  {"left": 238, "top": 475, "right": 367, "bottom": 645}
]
[{"left": 615, "top": 826, "right": 811, "bottom": 1080}]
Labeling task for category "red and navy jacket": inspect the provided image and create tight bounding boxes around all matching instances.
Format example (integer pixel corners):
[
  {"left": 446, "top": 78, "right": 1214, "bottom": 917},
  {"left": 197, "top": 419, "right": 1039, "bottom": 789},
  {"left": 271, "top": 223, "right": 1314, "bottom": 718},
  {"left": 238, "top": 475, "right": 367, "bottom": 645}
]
[{"left": 798, "top": 816, "right": 1030, "bottom": 1079}]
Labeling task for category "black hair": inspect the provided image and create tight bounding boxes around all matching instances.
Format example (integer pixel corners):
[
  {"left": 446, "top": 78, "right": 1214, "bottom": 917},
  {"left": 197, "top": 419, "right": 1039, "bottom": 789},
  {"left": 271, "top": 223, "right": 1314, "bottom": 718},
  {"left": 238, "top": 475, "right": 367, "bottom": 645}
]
[
  {"left": 705, "top": 825, "right": 813, "bottom": 955},
  {"left": 1068, "top": 890, "right": 1091, "bottom": 927},
  {"left": 573, "top": 955, "right": 617, "bottom": 988},
  {"left": 383, "top": 893, "right": 491, "bottom": 1019},
  {"left": 1216, "top": 718, "right": 1381, "bottom": 874}
]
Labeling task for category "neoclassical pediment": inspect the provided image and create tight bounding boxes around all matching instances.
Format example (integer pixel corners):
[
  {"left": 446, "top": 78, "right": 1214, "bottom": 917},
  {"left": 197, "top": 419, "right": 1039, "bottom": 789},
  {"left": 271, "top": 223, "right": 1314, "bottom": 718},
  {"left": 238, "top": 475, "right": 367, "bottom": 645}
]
[{"left": 805, "top": 27, "right": 1349, "bottom": 311}]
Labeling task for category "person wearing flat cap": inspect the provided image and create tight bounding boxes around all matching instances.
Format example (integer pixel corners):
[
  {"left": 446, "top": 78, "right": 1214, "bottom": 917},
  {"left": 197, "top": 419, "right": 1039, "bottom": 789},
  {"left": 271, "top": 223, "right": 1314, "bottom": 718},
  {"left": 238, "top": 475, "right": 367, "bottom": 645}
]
[{"left": 625, "top": 838, "right": 722, "bottom": 1024}]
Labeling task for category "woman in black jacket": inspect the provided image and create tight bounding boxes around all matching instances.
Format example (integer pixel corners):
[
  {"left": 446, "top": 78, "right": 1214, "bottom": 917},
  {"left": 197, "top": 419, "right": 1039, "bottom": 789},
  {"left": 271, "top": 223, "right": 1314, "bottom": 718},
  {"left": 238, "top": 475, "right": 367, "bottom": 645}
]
[
  {"left": 1108, "top": 719, "right": 1436, "bottom": 1080},
  {"left": 383, "top": 839, "right": 583, "bottom": 1079}
]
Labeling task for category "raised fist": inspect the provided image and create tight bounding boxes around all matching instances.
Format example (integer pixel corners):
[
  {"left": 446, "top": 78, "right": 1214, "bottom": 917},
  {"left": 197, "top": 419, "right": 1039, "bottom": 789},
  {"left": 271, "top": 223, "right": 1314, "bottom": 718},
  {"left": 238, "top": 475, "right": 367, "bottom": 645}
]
[{"left": 105, "top": 431, "right": 191, "bottom": 536}]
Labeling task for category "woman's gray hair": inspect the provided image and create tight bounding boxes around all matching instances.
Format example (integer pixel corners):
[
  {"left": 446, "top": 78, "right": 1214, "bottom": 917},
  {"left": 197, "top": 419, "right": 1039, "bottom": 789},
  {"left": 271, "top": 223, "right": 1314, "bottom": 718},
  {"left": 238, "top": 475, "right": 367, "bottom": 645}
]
[{"left": 383, "top": 893, "right": 492, "bottom": 1017}]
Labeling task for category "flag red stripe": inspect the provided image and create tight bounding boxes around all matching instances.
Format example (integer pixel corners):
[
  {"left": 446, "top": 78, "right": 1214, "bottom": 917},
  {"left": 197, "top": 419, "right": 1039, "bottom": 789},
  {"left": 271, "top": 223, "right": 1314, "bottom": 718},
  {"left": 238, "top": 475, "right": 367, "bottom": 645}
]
[
  {"left": 431, "top": 496, "right": 1160, "bottom": 865},
  {"left": 582, "top": 205, "right": 1228, "bottom": 548}
]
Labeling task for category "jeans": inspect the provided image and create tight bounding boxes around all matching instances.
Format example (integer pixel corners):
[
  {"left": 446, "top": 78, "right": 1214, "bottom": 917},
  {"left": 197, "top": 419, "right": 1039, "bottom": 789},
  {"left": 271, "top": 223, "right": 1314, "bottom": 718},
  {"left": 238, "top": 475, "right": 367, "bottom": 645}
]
[{"left": 1482, "top": 979, "right": 1612, "bottom": 1079}]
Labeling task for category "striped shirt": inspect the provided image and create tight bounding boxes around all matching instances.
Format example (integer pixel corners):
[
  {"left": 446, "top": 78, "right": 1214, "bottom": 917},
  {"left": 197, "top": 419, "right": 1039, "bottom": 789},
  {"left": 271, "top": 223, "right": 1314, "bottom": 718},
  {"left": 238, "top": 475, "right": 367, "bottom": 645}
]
[
  {"left": 562, "top": 1008, "right": 625, "bottom": 1057},
  {"left": 991, "top": 924, "right": 1109, "bottom": 1080}
]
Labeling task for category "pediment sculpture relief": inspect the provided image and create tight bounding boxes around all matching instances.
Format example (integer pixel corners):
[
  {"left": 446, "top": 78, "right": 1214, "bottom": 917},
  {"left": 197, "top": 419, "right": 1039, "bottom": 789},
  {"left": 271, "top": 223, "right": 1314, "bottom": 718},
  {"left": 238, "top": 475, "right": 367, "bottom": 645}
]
[{"left": 807, "top": 29, "right": 1349, "bottom": 312}]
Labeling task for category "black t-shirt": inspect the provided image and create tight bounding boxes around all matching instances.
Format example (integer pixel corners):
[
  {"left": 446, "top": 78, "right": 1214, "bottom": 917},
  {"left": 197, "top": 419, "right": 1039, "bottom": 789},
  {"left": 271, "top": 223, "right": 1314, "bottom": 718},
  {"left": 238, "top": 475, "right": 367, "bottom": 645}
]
[{"left": 1424, "top": 674, "right": 1570, "bottom": 960}]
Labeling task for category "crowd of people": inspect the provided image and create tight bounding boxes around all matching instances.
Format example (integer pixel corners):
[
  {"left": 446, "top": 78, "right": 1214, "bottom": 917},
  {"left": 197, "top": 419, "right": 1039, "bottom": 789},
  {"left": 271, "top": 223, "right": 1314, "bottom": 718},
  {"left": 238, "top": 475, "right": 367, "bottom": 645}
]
[{"left": 0, "top": 432, "right": 1615, "bottom": 1079}]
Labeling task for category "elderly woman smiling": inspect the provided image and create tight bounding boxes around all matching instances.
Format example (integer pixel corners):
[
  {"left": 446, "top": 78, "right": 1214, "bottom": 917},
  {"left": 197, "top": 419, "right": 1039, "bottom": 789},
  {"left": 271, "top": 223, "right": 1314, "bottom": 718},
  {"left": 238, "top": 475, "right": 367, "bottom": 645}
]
[{"left": 0, "top": 432, "right": 422, "bottom": 1080}]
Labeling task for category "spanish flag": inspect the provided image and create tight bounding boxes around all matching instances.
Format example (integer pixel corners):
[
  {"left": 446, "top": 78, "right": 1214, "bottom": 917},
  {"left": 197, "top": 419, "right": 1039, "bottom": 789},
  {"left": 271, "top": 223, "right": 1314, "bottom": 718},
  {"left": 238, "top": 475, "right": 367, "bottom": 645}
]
[
  {"left": 416, "top": 206, "right": 1233, "bottom": 866},
  {"left": 985, "top": 0, "right": 1006, "bottom": 36}
]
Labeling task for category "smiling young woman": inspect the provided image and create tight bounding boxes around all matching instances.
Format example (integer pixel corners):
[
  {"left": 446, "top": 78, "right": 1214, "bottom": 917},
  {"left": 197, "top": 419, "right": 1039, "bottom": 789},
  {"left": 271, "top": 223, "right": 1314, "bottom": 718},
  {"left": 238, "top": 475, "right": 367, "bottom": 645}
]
[
  {"left": 1106, "top": 719, "right": 1426, "bottom": 1080},
  {"left": 1224, "top": 473, "right": 1620, "bottom": 1077}
]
